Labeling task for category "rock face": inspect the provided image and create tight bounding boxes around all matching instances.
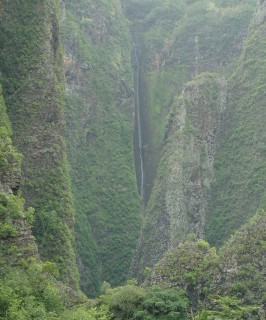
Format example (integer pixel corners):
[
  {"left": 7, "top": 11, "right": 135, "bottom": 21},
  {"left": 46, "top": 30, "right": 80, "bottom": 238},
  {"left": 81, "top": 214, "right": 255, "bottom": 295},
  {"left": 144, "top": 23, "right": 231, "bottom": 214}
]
[
  {"left": 208, "top": 210, "right": 266, "bottom": 317},
  {"left": 0, "top": 0, "right": 79, "bottom": 288},
  {"left": 205, "top": 5, "right": 266, "bottom": 245},
  {"left": 62, "top": 0, "right": 141, "bottom": 296},
  {"left": 124, "top": 0, "right": 256, "bottom": 204},
  {"left": 0, "top": 85, "right": 38, "bottom": 271},
  {"left": 0, "top": 86, "right": 21, "bottom": 195},
  {"left": 0, "top": 194, "right": 39, "bottom": 271},
  {"left": 131, "top": 0, "right": 266, "bottom": 279},
  {"left": 131, "top": 74, "right": 227, "bottom": 279}
]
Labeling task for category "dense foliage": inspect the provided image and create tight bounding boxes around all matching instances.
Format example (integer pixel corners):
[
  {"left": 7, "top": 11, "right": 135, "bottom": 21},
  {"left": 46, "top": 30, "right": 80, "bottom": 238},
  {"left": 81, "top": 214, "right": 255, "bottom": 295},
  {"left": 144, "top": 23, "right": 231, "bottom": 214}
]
[
  {"left": 152, "top": 210, "right": 266, "bottom": 319},
  {"left": 124, "top": 0, "right": 256, "bottom": 201},
  {"left": 100, "top": 281, "right": 189, "bottom": 320},
  {"left": 62, "top": 0, "right": 141, "bottom": 296},
  {"left": 0, "top": 1, "right": 265, "bottom": 319},
  {"left": 0, "top": 0, "right": 79, "bottom": 287},
  {"left": 205, "top": 14, "right": 266, "bottom": 245}
]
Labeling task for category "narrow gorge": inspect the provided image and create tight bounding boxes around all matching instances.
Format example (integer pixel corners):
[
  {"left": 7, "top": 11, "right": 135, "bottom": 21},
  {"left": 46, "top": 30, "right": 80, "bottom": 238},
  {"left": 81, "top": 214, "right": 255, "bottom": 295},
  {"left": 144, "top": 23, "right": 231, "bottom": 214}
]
[{"left": 0, "top": 0, "right": 265, "bottom": 318}]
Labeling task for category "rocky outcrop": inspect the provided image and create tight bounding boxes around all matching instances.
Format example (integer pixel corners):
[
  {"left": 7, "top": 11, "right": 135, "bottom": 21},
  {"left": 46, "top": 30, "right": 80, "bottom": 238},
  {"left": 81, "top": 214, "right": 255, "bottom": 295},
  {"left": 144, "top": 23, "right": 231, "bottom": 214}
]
[
  {"left": 0, "top": 86, "right": 38, "bottom": 271},
  {"left": 0, "top": 195, "right": 39, "bottom": 270},
  {"left": 150, "top": 210, "right": 266, "bottom": 318},
  {"left": 0, "top": 85, "right": 21, "bottom": 195},
  {"left": 131, "top": 74, "right": 227, "bottom": 279},
  {"left": 207, "top": 210, "right": 266, "bottom": 317}
]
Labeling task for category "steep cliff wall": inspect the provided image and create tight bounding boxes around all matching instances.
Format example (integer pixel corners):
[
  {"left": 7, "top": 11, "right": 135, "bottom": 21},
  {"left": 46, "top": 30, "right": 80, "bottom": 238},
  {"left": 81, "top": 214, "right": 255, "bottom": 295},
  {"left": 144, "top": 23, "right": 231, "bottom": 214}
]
[
  {"left": 0, "top": 0, "right": 79, "bottom": 288},
  {"left": 131, "top": 0, "right": 266, "bottom": 278},
  {"left": 124, "top": 0, "right": 256, "bottom": 202},
  {"left": 131, "top": 74, "right": 227, "bottom": 278},
  {"left": 205, "top": 2, "right": 266, "bottom": 245},
  {"left": 62, "top": 0, "right": 141, "bottom": 296},
  {"left": 0, "top": 84, "right": 38, "bottom": 272}
]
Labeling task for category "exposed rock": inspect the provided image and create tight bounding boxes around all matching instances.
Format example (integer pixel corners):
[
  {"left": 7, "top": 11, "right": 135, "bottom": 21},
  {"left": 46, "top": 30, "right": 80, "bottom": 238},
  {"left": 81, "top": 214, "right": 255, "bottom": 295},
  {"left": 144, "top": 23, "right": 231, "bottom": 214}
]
[{"left": 131, "top": 74, "right": 227, "bottom": 279}]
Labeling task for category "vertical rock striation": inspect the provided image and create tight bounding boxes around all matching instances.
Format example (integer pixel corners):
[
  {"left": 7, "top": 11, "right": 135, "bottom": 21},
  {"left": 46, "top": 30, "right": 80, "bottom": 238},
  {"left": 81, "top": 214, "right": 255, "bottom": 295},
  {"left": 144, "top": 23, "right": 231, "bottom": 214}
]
[
  {"left": 0, "top": 0, "right": 79, "bottom": 288},
  {"left": 131, "top": 74, "right": 227, "bottom": 279},
  {"left": 0, "top": 84, "right": 38, "bottom": 271},
  {"left": 205, "top": 2, "right": 266, "bottom": 245},
  {"left": 62, "top": 0, "right": 141, "bottom": 296},
  {"left": 131, "top": 0, "right": 266, "bottom": 279}
]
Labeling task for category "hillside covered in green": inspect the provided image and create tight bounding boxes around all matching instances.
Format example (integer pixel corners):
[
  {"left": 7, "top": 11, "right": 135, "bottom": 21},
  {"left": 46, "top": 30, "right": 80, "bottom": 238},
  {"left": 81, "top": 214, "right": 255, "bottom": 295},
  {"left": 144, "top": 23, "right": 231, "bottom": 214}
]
[
  {"left": 62, "top": 0, "right": 141, "bottom": 296},
  {"left": 0, "top": 0, "right": 265, "bottom": 318},
  {"left": 0, "top": 0, "right": 79, "bottom": 288},
  {"left": 205, "top": 9, "right": 266, "bottom": 244},
  {"left": 124, "top": 0, "right": 256, "bottom": 202},
  {"left": 129, "top": 0, "right": 266, "bottom": 280}
]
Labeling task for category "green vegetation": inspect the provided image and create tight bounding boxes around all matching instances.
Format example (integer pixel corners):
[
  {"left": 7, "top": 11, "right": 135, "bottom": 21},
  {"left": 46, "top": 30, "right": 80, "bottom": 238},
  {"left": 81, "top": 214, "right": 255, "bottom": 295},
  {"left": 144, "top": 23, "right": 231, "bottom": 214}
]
[
  {"left": 0, "top": 85, "right": 22, "bottom": 183},
  {"left": 0, "top": 208, "right": 264, "bottom": 319},
  {"left": 0, "top": 265, "right": 65, "bottom": 320},
  {"left": 205, "top": 12, "right": 266, "bottom": 245},
  {"left": 100, "top": 280, "right": 189, "bottom": 320},
  {"left": 124, "top": 0, "right": 256, "bottom": 201},
  {"left": 152, "top": 210, "right": 266, "bottom": 319},
  {"left": 152, "top": 237, "right": 218, "bottom": 313},
  {"left": 0, "top": 1, "right": 265, "bottom": 318},
  {"left": 0, "top": 0, "right": 79, "bottom": 288},
  {"left": 130, "top": 73, "right": 225, "bottom": 280},
  {"left": 62, "top": 0, "right": 141, "bottom": 296}
]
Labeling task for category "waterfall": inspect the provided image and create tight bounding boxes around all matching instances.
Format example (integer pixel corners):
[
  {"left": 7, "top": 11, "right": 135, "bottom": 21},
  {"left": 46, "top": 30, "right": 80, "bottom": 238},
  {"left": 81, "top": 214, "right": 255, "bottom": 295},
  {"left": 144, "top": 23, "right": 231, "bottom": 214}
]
[{"left": 132, "top": 43, "right": 145, "bottom": 202}]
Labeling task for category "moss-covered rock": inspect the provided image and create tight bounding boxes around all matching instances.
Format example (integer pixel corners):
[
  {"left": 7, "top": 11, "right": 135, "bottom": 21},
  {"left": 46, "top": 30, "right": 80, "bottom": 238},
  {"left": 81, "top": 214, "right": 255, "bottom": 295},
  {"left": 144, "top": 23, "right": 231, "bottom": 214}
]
[
  {"left": 205, "top": 5, "right": 266, "bottom": 245},
  {"left": 62, "top": 0, "right": 141, "bottom": 296},
  {"left": 124, "top": 0, "right": 256, "bottom": 202},
  {"left": 0, "top": 84, "right": 38, "bottom": 271},
  {"left": 152, "top": 238, "right": 217, "bottom": 312},
  {"left": 131, "top": 74, "right": 226, "bottom": 279},
  {"left": 205, "top": 210, "right": 266, "bottom": 318},
  {"left": 0, "top": 0, "right": 79, "bottom": 288},
  {"left": 151, "top": 210, "right": 266, "bottom": 318}
]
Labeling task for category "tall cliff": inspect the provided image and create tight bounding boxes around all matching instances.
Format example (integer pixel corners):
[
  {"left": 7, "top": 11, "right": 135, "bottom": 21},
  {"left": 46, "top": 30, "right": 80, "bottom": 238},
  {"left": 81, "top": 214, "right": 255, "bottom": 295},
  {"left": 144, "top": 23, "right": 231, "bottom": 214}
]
[
  {"left": 62, "top": 0, "right": 141, "bottom": 296},
  {"left": 131, "top": 0, "right": 266, "bottom": 278},
  {"left": 0, "top": 0, "right": 265, "bottom": 305},
  {"left": 205, "top": 2, "right": 266, "bottom": 245},
  {"left": 131, "top": 74, "right": 227, "bottom": 278},
  {"left": 124, "top": 0, "right": 256, "bottom": 203},
  {"left": 0, "top": 84, "right": 38, "bottom": 270},
  {"left": 0, "top": 0, "right": 79, "bottom": 288}
]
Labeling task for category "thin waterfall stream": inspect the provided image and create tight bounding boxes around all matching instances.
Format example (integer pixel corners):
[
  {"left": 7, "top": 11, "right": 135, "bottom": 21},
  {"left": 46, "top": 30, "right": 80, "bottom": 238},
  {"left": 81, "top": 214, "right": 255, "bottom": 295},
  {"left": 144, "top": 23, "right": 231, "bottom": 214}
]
[{"left": 132, "top": 43, "right": 145, "bottom": 204}]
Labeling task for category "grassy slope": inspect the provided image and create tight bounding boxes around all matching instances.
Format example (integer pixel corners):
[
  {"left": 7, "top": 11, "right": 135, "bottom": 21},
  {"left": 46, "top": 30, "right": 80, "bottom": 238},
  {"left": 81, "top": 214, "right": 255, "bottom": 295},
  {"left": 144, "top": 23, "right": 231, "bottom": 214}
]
[
  {"left": 0, "top": 0, "right": 79, "bottom": 288},
  {"left": 63, "top": 0, "right": 141, "bottom": 296},
  {"left": 205, "top": 12, "right": 266, "bottom": 245}
]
